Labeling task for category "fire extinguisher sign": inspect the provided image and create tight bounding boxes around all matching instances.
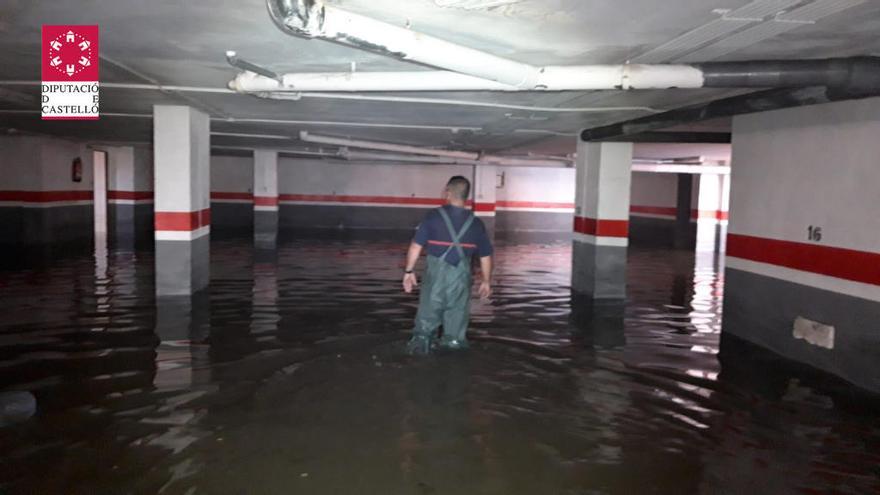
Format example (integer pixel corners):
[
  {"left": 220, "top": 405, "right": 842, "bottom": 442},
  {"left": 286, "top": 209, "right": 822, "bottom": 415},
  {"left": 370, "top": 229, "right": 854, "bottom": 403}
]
[{"left": 41, "top": 25, "right": 100, "bottom": 120}]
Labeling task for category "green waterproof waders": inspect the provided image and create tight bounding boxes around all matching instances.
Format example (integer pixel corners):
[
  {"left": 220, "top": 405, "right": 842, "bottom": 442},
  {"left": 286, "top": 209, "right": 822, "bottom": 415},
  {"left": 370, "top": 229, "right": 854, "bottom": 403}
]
[{"left": 407, "top": 208, "right": 475, "bottom": 355}]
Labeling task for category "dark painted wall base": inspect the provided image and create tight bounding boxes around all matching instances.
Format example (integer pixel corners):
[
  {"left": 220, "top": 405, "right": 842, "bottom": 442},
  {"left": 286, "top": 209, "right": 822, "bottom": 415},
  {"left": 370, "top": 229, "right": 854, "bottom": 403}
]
[
  {"left": 211, "top": 202, "right": 254, "bottom": 235},
  {"left": 279, "top": 204, "right": 428, "bottom": 231},
  {"left": 723, "top": 267, "right": 880, "bottom": 393},
  {"left": 571, "top": 240, "right": 627, "bottom": 299},
  {"left": 109, "top": 203, "right": 154, "bottom": 248},
  {"left": 629, "top": 216, "right": 696, "bottom": 248},
  {"left": 0, "top": 205, "right": 94, "bottom": 246}
]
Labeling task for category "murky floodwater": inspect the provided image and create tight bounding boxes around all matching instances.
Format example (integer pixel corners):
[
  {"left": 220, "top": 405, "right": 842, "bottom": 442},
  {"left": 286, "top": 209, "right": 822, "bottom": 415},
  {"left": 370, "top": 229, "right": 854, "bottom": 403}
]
[{"left": 1, "top": 234, "right": 878, "bottom": 494}]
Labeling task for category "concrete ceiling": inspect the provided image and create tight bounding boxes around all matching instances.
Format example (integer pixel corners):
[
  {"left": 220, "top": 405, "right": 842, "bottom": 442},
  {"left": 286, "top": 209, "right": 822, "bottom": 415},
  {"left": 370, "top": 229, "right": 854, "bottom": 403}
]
[{"left": 1, "top": 0, "right": 879, "bottom": 155}]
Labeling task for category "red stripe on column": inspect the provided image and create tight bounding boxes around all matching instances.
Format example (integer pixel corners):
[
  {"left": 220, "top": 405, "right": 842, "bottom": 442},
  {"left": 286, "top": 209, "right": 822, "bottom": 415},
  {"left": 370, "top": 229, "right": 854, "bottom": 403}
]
[
  {"left": 199, "top": 208, "right": 211, "bottom": 227},
  {"left": 727, "top": 234, "right": 880, "bottom": 286},
  {"left": 691, "top": 209, "right": 730, "bottom": 220},
  {"left": 474, "top": 202, "right": 495, "bottom": 212},
  {"left": 154, "top": 208, "right": 211, "bottom": 231},
  {"left": 254, "top": 196, "right": 279, "bottom": 206},
  {"left": 0, "top": 190, "right": 93, "bottom": 202},
  {"left": 108, "top": 190, "right": 153, "bottom": 200},
  {"left": 573, "top": 216, "right": 629, "bottom": 238}
]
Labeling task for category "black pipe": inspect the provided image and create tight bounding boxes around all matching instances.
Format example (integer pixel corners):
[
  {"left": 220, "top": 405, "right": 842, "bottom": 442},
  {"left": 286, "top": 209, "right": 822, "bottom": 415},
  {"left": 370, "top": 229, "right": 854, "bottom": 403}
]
[
  {"left": 582, "top": 57, "right": 880, "bottom": 141},
  {"left": 581, "top": 86, "right": 834, "bottom": 142},
  {"left": 603, "top": 131, "right": 731, "bottom": 143},
  {"left": 696, "top": 57, "right": 880, "bottom": 97}
]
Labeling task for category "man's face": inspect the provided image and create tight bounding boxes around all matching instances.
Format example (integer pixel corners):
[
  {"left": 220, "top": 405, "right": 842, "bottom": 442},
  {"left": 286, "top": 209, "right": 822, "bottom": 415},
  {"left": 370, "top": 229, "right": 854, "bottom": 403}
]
[{"left": 443, "top": 186, "right": 452, "bottom": 202}]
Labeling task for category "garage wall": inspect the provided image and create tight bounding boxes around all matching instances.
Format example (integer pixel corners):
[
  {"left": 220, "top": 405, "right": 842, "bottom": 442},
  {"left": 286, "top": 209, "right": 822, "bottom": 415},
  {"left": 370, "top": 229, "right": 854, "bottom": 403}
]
[{"left": 0, "top": 135, "right": 94, "bottom": 246}]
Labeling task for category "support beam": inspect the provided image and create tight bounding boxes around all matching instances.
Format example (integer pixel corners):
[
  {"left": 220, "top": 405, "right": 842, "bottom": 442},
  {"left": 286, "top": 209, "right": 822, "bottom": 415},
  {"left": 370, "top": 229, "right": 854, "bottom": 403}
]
[
  {"left": 253, "top": 149, "right": 279, "bottom": 248},
  {"left": 153, "top": 105, "right": 211, "bottom": 296},
  {"left": 571, "top": 140, "right": 633, "bottom": 299}
]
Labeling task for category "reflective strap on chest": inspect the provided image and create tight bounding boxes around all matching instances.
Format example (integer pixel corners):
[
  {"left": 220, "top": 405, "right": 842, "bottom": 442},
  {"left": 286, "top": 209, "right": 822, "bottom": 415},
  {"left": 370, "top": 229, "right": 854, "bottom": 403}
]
[{"left": 437, "top": 207, "right": 475, "bottom": 262}]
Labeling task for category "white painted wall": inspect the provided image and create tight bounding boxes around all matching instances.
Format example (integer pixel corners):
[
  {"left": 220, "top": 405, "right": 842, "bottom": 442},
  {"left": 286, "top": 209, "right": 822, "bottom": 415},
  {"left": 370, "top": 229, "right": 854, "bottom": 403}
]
[
  {"left": 0, "top": 136, "right": 42, "bottom": 190},
  {"left": 211, "top": 155, "right": 253, "bottom": 193},
  {"left": 38, "top": 138, "right": 93, "bottom": 192},
  {"left": 630, "top": 172, "right": 677, "bottom": 208},
  {"left": 278, "top": 158, "right": 471, "bottom": 198},
  {"left": 207, "top": 157, "right": 578, "bottom": 213},
  {"left": 496, "top": 166, "right": 574, "bottom": 205},
  {"left": 100, "top": 146, "right": 153, "bottom": 194},
  {"left": 730, "top": 97, "right": 880, "bottom": 253},
  {"left": 0, "top": 135, "right": 92, "bottom": 192}
]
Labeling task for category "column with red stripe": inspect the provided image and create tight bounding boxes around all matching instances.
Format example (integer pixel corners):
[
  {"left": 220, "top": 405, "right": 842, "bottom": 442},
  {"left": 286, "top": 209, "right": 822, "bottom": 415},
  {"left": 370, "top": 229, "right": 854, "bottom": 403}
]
[
  {"left": 153, "top": 105, "right": 211, "bottom": 295},
  {"left": 253, "top": 150, "right": 279, "bottom": 248},
  {"left": 572, "top": 139, "right": 633, "bottom": 299},
  {"left": 473, "top": 164, "right": 497, "bottom": 239}
]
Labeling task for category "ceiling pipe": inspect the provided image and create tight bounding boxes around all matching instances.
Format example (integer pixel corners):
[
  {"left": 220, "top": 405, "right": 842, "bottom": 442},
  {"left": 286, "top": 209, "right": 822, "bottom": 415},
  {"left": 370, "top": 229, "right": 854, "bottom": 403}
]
[
  {"left": 266, "top": 0, "right": 542, "bottom": 88},
  {"left": 263, "top": 1, "right": 880, "bottom": 93},
  {"left": 299, "top": 131, "right": 572, "bottom": 167},
  {"left": 229, "top": 65, "right": 704, "bottom": 92},
  {"left": 300, "top": 131, "right": 479, "bottom": 159},
  {"left": 231, "top": 57, "right": 880, "bottom": 93}
]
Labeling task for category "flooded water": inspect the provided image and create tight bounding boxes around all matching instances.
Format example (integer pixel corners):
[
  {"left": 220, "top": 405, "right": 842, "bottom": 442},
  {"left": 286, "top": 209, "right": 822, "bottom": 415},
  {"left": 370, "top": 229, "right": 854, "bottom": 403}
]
[{"left": 0, "top": 234, "right": 878, "bottom": 494}]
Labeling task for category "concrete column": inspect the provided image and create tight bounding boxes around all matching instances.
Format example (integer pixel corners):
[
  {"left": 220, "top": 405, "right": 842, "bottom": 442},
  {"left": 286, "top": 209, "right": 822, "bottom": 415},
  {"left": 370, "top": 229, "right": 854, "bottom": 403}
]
[
  {"left": 253, "top": 150, "right": 279, "bottom": 248},
  {"left": 107, "top": 146, "right": 154, "bottom": 248},
  {"left": 153, "top": 105, "right": 211, "bottom": 296},
  {"left": 572, "top": 140, "right": 633, "bottom": 299},
  {"left": 723, "top": 97, "right": 880, "bottom": 393},
  {"left": 473, "top": 164, "right": 497, "bottom": 236}
]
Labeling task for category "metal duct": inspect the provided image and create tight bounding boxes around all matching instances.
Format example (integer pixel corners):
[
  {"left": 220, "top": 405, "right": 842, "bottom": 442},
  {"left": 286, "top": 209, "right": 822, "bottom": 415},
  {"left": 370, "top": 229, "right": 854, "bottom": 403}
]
[{"left": 696, "top": 57, "right": 880, "bottom": 96}]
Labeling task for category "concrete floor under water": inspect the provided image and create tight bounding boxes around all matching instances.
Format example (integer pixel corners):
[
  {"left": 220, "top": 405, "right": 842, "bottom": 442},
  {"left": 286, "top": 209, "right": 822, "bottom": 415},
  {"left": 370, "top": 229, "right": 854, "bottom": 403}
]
[{"left": 0, "top": 234, "right": 878, "bottom": 494}]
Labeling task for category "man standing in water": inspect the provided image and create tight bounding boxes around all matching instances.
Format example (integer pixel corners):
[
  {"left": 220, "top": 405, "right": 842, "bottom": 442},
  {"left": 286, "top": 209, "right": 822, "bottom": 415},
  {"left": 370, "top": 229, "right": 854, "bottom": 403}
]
[{"left": 402, "top": 176, "right": 494, "bottom": 354}]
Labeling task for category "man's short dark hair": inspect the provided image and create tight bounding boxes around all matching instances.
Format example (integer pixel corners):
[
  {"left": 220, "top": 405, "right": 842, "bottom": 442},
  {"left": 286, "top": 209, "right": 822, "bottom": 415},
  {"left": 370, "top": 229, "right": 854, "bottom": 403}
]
[{"left": 447, "top": 176, "right": 471, "bottom": 200}]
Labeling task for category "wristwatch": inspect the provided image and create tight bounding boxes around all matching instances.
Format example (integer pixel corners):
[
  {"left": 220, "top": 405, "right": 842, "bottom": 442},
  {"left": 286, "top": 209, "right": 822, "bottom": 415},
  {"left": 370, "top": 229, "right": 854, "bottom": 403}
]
[{"left": 405, "top": 269, "right": 414, "bottom": 274}]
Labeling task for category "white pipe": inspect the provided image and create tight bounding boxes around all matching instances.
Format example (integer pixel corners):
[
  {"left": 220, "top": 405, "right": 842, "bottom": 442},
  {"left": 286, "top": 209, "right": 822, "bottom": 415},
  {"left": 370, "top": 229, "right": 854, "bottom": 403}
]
[
  {"left": 300, "top": 131, "right": 573, "bottom": 167},
  {"left": 341, "top": 150, "right": 569, "bottom": 168},
  {"left": 265, "top": 1, "right": 704, "bottom": 90},
  {"left": 268, "top": 0, "right": 541, "bottom": 88},
  {"left": 229, "top": 65, "right": 704, "bottom": 93},
  {"left": 300, "top": 131, "right": 479, "bottom": 160}
]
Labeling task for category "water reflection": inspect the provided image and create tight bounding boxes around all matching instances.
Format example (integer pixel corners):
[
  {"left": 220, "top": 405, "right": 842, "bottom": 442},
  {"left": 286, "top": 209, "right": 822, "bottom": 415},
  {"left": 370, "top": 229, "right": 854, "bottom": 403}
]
[{"left": 0, "top": 235, "right": 877, "bottom": 494}]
